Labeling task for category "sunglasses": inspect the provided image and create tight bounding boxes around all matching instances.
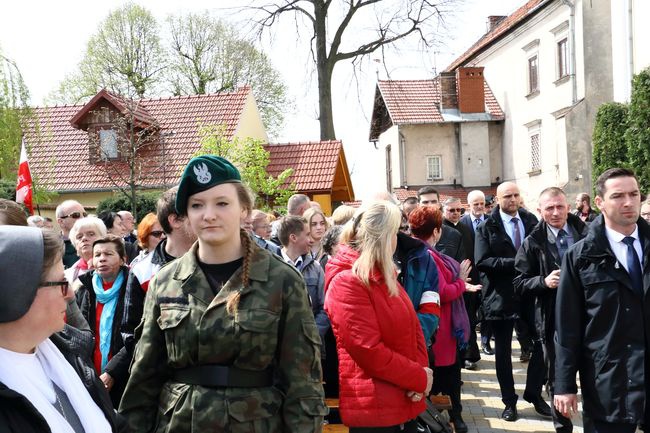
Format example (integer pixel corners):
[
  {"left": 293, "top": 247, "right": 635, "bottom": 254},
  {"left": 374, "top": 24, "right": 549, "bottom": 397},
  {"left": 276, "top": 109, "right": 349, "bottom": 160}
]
[
  {"left": 40, "top": 280, "right": 69, "bottom": 297},
  {"left": 60, "top": 211, "right": 87, "bottom": 220},
  {"left": 149, "top": 231, "right": 166, "bottom": 238},
  {"left": 446, "top": 208, "right": 463, "bottom": 213}
]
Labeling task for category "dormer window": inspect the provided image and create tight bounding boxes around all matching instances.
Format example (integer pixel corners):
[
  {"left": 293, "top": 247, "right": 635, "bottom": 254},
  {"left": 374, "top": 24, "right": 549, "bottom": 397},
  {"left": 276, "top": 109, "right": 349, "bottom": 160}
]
[{"left": 99, "top": 129, "right": 118, "bottom": 160}]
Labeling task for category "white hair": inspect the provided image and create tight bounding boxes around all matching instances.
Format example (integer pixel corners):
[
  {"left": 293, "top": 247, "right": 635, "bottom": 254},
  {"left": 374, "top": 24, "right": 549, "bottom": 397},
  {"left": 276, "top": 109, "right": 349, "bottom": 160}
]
[
  {"left": 467, "top": 190, "right": 486, "bottom": 203},
  {"left": 69, "top": 217, "right": 107, "bottom": 248}
]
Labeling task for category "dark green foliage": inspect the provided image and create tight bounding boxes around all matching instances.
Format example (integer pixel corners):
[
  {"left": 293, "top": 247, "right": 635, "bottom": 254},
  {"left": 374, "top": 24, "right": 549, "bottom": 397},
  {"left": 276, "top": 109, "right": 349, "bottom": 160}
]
[
  {"left": 0, "top": 178, "right": 16, "bottom": 200},
  {"left": 625, "top": 68, "right": 650, "bottom": 192},
  {"left": 592, "top": 102, "right": 629, "bottom": 186},
  {"left": 96, "top": 191, "right": 161, "bottom": 222}
]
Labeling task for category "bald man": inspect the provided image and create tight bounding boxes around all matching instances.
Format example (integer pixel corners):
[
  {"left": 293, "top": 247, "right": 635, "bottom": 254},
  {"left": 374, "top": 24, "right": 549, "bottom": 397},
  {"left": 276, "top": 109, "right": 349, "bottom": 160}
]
[{"left": 475, "top": 181, "right": 539, "bottom": 421}]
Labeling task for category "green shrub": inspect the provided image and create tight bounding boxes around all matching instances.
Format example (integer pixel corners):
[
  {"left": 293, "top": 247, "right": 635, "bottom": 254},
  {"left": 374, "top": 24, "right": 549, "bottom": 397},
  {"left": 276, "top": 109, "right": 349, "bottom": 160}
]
[
  {"left": 592, "top": 102, "right": 629, "bottom": 186},
  {"left": 96, "top": 191, "right": 161, "bottom": 222},
  {"left": 625, "top": 67, "right": 650, "bottom": 191}
]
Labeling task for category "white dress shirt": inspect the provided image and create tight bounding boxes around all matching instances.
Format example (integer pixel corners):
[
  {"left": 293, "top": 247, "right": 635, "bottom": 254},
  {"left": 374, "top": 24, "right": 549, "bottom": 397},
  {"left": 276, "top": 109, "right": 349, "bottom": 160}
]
[{"left": 604, "top": 225, "right": 643, "bottom": 273}]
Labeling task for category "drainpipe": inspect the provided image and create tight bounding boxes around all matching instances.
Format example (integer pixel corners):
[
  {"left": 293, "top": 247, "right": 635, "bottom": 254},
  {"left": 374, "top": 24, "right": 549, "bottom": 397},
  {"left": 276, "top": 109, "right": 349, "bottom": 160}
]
[
  {"left": 562, "top": 0, "right": 577, "bottom": 104},
  {"left": 399, "top": 132, "right": 407, "bottom": 187}
]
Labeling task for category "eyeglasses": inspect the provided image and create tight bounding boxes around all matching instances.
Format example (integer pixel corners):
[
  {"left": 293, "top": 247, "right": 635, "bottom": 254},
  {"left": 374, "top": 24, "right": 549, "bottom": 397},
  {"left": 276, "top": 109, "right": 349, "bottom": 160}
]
[
  {"left": 149, "top": 231, "right": 166, "bottom": 238},
  {"left": 40, "top": 280, "right": 69, "bottom": 297},
  {"left": 59, "top": 212, "right": 87, "bottom": 220}
]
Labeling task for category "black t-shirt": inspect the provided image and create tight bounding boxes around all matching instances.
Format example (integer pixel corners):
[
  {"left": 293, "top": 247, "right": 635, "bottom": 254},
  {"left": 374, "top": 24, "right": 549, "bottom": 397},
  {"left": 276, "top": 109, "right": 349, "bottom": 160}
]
[{"left": 198, "top": 257, "right": 244, "bottom": 295}]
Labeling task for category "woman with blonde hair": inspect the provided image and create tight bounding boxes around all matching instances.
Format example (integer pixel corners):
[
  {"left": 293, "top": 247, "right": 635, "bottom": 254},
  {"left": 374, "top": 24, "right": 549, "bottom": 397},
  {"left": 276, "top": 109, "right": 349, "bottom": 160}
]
[
  {"left": 303, "top": 207, "right": 329, "bottom": 266},
  {"left": 119, "top": 155, "right": 326, "bottom": 432},
  {"left": 324, "top": 201, "right": 433, "bottom": 432}
]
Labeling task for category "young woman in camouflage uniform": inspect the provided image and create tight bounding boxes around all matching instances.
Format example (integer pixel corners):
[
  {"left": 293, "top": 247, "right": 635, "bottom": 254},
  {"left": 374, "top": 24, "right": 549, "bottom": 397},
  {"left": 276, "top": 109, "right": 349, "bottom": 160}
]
[{"left": 119, "top": 155, "right": 326, "bottom": 432}]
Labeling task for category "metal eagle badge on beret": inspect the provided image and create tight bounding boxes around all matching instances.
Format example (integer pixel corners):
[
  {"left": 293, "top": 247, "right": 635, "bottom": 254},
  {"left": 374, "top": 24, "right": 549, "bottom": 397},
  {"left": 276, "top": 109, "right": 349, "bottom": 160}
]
[{"left": 193, "top": 162, "right": 212, "bottom": 184}]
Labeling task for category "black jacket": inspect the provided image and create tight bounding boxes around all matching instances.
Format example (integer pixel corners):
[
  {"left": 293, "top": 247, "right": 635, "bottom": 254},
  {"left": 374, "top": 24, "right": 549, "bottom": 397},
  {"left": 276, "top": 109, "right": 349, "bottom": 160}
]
[
  {"left": 445, "top": 218, "right": 478, "bottom": 284},
  {"left": 475, "top": 205, "right": 538, "bottom": 320},
  {"left": 77, "top": 267, "right": 130, "bottom": 408},
  {"left": 571, "top": 207, "right": 598, "bottom": 223},
  {"left": 0, "top": 326, "right": 120, "bottom": 433},
  {"left": 435, "top": 224, "right": 466, "bottom": 263},
  {"left": 513, "top": 213, "right": 588, "bottom": 342},
  {"left": 555, "top": 215, "right": 650, "bottom": 423}
]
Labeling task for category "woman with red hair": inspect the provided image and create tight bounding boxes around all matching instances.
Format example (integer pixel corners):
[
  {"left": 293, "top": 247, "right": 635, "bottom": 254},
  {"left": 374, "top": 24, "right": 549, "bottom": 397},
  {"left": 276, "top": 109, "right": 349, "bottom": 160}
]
[{"left": 408, "top": 205, "right": 481, "bottom": 433}]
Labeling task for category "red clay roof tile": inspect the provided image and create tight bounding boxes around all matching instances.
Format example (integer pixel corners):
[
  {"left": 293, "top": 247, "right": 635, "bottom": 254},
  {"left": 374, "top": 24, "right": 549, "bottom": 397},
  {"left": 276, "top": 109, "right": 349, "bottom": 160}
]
[
  {"left": 23, "top": 87, "right": 250, "bottom": 192},
  {"left": 444, "top": 0, "right": 549, "bottom": 72},
  {"left": 264, "top": 141, "right": 343, "bottom": 193}
]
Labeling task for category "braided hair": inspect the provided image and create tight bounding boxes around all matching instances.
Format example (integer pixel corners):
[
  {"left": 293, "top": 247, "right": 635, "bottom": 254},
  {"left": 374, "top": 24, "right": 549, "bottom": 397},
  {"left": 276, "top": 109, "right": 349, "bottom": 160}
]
[{"left": 225, "top": 184, "right": 255, "bottom": 317}]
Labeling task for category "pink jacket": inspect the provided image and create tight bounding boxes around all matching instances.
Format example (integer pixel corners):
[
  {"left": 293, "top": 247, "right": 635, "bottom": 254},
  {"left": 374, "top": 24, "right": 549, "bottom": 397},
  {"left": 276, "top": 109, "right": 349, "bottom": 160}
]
[
  {"left": 324, "top": 245, "right": 428, "bottom": 427},
  {"left": 430, "top": 250, "right": 466, "bottom": 367}
]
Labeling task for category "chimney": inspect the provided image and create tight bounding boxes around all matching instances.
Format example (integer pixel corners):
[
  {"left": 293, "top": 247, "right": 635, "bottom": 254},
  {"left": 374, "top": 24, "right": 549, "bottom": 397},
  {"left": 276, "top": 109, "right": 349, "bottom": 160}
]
[
  {"left": 439, "top": 72, "right": 458, "bottom": 111},
  {"left": 457, "top": 67, "right": 485, "bottom": 114},
  {"left": 488, "top": 15, "right": 506, "bottom": 32}
]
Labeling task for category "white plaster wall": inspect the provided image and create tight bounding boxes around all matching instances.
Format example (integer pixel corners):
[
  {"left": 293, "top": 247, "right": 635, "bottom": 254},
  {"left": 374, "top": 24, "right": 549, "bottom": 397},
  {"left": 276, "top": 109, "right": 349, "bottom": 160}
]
[
  {"left": 488, "top": 123, "right": 503, "bottom": 183},
  {"left": 378, "top": 125, "right": 400, "bottom": 189},
  {"left": 632, "top": 0, "right": 650, "bottom": 73},
  {"left": 400, "top": 124, "right": 457, "bottom": 187},
  {"left": 461, "top": 0, "right": 579, "bottom": 201},
  {"left": 459, "top": 122, "right": 491, "bottom": 187}
]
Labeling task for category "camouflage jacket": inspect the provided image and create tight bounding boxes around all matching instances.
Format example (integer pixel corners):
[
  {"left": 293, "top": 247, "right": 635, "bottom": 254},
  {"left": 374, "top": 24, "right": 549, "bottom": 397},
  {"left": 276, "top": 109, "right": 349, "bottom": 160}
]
[{"left": 119, "top": 242, "right": 326, "bottom": 433}]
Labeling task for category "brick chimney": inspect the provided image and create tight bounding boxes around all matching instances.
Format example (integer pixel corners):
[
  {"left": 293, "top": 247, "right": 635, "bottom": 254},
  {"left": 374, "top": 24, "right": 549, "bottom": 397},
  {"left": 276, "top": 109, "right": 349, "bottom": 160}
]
[
  {"left": 488, "top": 15, "right": 506, "bottom": 32},
  {"left": 457, "top": 67, "right": 485, "bottom": 114},
  {"left": 439, "top": 72, "right": 458, "bottom": 111}
]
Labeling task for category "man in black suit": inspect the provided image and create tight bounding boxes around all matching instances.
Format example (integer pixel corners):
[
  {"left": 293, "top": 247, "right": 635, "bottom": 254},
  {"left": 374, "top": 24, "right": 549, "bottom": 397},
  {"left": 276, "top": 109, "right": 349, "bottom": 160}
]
[
  {"left": 444, "top": 197, "right": 480, "bottom": 369},
  {"left": 460, "top": 190, "right": 493, "bottom": 356},
  {"left": 475, "top": 182, "right": 540, "bottom": 422},
  {"left": 417, "top": 186, "right": 466, "bottom": 263},
  {"left": 514, "top": 187, "right": 588, "bottom": 432}
]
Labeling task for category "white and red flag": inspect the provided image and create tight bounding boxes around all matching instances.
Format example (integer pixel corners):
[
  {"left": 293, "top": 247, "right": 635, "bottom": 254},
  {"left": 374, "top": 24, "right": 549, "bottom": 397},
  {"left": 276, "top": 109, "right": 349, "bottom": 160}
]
[{"left": 15, "top": 137, "right": 34, "bottom": 215}]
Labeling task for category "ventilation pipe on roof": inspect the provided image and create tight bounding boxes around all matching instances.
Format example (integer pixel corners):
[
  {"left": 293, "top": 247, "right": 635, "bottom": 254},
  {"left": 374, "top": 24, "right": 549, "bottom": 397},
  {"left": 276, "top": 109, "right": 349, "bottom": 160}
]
[{"left": 562, "top": 0, "right": 577, "bottom": 104}]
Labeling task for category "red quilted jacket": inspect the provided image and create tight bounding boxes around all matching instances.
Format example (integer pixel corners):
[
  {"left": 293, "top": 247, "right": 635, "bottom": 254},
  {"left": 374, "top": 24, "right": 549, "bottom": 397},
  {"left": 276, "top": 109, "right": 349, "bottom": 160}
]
[{"left": 324, "top": 245, "right": 428, "bottom": 427}]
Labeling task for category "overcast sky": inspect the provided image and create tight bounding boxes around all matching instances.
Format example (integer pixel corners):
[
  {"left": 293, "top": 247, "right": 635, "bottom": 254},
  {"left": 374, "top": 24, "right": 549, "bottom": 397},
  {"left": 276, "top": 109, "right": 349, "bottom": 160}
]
[{"left": 0, "top": 0, "right": 524, "bottom": 199}]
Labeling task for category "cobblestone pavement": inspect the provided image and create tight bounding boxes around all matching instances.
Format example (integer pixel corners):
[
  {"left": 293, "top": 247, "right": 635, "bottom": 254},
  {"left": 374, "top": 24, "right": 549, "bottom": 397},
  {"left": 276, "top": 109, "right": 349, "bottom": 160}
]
[{"left": 457, "top": 336, "right": 584, "bottom": 433}]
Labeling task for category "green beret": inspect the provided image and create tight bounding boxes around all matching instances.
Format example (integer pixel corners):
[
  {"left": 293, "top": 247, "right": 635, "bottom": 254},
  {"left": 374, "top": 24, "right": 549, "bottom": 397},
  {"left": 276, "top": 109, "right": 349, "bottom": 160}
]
[{"left": 176, "top": 155, "right": 241, "bottom": 213}]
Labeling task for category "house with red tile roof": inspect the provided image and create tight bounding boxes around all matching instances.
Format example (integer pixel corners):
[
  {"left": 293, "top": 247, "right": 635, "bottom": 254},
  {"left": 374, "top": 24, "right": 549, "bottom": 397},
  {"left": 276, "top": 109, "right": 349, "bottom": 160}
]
[
  {"left": 443, "top": 0, "right": 650, "bottom": 206},
  {"left": 264, "top": 140, "right": 354, "bottom": 215},
  {"left": 23, "top": 87, "right": 354, "bottom": 219},
  {"left": 368, "top": 68, "right": 504, "bottom": 204}
]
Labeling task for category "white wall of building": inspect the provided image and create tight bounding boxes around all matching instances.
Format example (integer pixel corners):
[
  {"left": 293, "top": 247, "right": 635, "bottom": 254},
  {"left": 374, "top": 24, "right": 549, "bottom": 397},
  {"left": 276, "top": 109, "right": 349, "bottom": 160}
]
[
  {"left": 460, "top": 0, "right": 580, "bottom": 207},
  {"left": 378, "top": 124, "right": 401, "bottom": 190}
]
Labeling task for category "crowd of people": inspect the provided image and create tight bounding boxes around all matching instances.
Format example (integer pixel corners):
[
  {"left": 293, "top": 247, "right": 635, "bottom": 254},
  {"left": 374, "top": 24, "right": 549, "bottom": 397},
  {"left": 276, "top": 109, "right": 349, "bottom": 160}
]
[{"left": 0, "top": 159, "right": 649, "bottom": 433}]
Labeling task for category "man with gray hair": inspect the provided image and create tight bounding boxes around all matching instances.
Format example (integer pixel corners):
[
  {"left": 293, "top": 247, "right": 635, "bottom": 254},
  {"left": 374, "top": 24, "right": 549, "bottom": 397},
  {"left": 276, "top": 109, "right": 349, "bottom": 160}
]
[
  {"left": 55, "top": 199, "right": 87, "bottom": 268},
  {"left": 287, "top": 193, "right": 311, "bottom": 216},
  {"left": 118, "top": 210, "right": 137, "bottom": 243},
  {"left": 460, "top": 190, "right": 493, "bottom": 355}
]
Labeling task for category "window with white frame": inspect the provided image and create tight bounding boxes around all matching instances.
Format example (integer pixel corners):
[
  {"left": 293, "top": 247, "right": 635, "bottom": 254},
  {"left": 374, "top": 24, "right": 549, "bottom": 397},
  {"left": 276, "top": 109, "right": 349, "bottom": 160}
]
[
  {"left": 557, "top": 38, "right": 569, "bottom": 79},
  {"left": 522, "top": 39, "right": 540, "bottom": 96},
  {"left": 426, "top": 155, "right": 442, "bottom": 180},
  {"left": 526, "top": 122, "right": 542, "bottom": 173},
  {"left": 99, "top": 129, "right": 118, "bottom": 160}
]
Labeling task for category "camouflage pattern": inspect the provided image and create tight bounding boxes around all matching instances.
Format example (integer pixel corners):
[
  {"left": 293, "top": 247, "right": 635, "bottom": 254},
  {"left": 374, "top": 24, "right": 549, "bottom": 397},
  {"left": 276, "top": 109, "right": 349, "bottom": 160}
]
[{"left": 119, "top": 242, "right": 327, "bottom": 432}]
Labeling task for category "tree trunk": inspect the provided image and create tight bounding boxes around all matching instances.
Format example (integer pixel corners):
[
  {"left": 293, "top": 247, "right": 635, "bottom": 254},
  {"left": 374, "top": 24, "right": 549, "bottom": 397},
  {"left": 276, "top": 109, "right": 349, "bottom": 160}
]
[{"left": 314, "top": 2, "right": 336, "bottom": 141}]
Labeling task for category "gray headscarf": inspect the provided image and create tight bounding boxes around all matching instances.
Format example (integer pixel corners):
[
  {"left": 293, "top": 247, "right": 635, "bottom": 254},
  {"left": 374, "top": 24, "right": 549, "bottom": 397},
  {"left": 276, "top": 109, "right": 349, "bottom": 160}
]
[{"left": 0, "top": 225, "right": 44, "bottom": 322}]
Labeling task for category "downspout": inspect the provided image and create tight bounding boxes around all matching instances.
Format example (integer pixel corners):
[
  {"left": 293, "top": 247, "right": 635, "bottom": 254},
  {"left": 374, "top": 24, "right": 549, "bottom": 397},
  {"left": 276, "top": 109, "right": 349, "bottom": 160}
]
[
  {"left": 562, "top": 0, "right": 577, "bottom": 104},
  {"left": 399, "top": 131, "right": 407, "bottom": 187}
]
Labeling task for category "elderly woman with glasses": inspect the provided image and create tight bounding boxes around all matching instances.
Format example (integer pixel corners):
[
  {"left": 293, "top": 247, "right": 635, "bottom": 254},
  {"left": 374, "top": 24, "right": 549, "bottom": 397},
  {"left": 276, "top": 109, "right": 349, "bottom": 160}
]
[
  {"left": 65, "top": 217, "right": 108, "bottom": 285},
  {"left": 75, "top": 235, "right": 130, "bottom": 408},
  {"left": 0, "top": 226, "right": 120, "bottom": 433}
]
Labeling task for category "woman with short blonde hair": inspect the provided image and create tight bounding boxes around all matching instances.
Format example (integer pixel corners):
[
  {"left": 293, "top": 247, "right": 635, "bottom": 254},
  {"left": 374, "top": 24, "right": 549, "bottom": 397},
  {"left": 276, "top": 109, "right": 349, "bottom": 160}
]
[{"left": 325, "top": 201, "right": 433, "bottom": 432}]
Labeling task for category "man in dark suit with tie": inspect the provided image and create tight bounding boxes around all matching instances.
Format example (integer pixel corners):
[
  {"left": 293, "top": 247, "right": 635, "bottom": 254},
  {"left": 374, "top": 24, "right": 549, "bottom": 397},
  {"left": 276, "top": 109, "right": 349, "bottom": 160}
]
[
  {"left": 417, "top": 187, "right": 466, "bottom": 263},
  {"left": 555, "top": 168, "right": 650, "bottom": 433},
  {"left": 460, "top": 190, "right": 493, "bottom": 355},
  {"left": 475, "top": 181, "right": 538, "bottom": 421},
  {"left": 514, "top": 187, "right": 588, "bottom": 432}
]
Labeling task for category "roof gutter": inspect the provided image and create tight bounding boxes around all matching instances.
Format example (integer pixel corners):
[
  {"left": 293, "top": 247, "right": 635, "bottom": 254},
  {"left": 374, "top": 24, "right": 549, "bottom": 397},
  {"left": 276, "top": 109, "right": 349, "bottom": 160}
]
[{"left": 562, "top": 0, "right": 577, "bottom": 104}]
